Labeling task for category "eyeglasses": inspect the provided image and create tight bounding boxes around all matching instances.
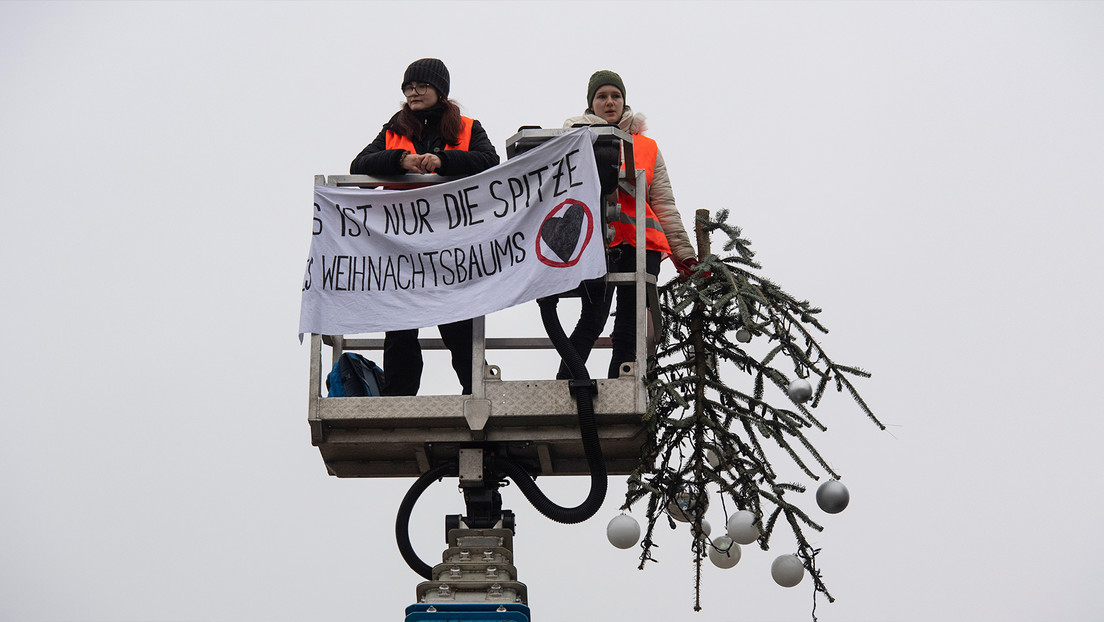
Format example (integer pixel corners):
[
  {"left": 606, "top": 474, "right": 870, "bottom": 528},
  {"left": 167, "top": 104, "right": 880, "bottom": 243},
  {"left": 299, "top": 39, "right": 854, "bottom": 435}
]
[{"left": 402, "top": 82, "right": 431, "bottom": 96}]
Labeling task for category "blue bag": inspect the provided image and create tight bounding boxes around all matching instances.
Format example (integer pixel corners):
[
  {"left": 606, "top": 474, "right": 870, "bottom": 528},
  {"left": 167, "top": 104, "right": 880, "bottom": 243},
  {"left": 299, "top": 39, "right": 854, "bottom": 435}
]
[{"left": 326, "top": 352, "right": 385, "bottom": 397}]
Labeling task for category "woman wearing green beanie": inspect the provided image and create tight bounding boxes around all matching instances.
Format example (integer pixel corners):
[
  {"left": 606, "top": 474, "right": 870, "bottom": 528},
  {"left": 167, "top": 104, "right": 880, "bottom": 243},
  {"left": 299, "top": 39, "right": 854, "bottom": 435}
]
[{"left": 558, "top": 70, "right": 699, "bottom": 380}]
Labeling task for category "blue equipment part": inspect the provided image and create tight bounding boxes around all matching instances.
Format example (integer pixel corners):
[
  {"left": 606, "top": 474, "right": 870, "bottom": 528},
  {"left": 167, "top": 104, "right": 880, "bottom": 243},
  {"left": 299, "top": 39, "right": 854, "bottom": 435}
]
[
  {"left": 404, "top": 603, "right": 531, "bottom": 622},
  {"left": 325, "top": 352, "right": 384, "bottom": 397}
]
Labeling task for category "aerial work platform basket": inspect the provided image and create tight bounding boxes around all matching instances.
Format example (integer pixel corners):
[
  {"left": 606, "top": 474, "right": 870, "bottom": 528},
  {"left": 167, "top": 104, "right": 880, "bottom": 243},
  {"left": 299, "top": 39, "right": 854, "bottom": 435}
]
[{"left": 307, "top": 126, "right": 658, "bottom": 479}]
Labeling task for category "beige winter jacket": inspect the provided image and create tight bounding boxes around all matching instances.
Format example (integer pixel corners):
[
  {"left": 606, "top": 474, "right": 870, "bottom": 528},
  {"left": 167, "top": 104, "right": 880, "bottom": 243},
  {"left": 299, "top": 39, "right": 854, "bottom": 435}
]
[{"left": 563, "top": 107, "right": 697, "bottom": 263}]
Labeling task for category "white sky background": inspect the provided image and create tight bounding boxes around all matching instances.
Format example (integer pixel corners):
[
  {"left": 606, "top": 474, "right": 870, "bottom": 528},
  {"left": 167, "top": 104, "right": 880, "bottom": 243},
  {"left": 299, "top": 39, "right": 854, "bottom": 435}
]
[{"left": 1, "top": 1, "right": 1102, "bottom": 620}]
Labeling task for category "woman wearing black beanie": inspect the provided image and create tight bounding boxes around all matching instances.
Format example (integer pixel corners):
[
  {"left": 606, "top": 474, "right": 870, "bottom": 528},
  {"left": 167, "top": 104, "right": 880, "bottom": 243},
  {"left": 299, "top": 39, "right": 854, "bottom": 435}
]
[
  {"left": 349, "top": 58, "right": 499, "bottom": 396},
  {"left": 351, "top": 58, "right": 499, "bottom": 177}
]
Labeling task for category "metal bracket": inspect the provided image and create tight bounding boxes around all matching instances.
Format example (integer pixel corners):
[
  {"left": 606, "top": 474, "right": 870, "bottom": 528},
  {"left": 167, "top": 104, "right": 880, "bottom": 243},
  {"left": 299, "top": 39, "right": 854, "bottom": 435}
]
[
  {"left": 463, "top": 399, "right": 492, "bottom": 439},
  {"left": 458, "top": 448, "right": 484, "bottom": 488},
  {"left": 567, "top": 378, "right": 598, "bottom": 398}
]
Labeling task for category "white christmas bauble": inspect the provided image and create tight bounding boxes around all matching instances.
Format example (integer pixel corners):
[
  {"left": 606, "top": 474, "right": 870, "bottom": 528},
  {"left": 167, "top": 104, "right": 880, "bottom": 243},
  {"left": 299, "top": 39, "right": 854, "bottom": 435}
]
[
  {"left": 692, "top": 518, "right": 712, "bottom": 541},
  {"left": 606, "top": 514, "right": 641, "bottom": 549},
  {"left": 771, "top": 555, "right": 804, "bottom": 587},
  {"left": 708, "top": 536, "right": 742, "bottom": 569},
  {"left": 667, "top": 491, "right": 708, "bottom": 523},
  {"left": 726, "top": 510, "right": 761, "bottom": 545},
  {"left": 816, "top": 479, "right": 850, "bottom": 514},
  {"left": 787, "top": 378, "right": 813, "bottom": 403},
  {"left": 735, "top": 327, "right": 752, "bottom": 343}
]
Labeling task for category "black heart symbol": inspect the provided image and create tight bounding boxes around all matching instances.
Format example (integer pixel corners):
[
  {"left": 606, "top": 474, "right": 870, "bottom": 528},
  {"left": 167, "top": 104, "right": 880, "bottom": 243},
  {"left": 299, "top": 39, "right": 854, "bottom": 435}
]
[{"left": 541, "top": 204, "right": 584, "bottom": 262}]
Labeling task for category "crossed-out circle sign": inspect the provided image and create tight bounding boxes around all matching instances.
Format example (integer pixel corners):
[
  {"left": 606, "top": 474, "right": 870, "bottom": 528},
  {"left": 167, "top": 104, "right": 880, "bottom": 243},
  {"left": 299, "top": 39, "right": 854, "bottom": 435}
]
[{"left": 536, "top": 199, "right": 596, "bottom": 267}]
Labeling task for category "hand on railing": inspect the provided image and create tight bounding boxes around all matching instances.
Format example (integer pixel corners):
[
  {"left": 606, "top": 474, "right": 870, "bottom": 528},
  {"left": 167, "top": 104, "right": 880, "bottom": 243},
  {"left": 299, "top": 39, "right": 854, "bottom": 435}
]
[{"left": 400, "top": 151, "right": 442, "bottom": 174}]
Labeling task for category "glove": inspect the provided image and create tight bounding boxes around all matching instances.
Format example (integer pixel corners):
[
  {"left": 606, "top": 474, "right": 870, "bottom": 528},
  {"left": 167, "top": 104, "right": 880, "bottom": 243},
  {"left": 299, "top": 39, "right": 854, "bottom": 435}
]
[{"left": 672, "top": 256, "right": 711, "bottom": 279}]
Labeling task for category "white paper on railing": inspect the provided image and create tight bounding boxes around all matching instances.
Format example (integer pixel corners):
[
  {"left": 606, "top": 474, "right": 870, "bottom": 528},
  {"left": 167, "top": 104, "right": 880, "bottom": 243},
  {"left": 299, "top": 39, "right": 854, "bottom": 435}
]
[{"left": 299, "top": 127, "right": 607, "bottom": 337}]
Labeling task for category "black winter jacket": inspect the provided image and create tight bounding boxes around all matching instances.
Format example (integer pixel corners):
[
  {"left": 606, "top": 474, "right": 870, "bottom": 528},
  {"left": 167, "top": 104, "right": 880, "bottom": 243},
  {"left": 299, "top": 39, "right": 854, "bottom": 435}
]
[{"left": 349, "top": 106, "right": 499, "bottom": 176}]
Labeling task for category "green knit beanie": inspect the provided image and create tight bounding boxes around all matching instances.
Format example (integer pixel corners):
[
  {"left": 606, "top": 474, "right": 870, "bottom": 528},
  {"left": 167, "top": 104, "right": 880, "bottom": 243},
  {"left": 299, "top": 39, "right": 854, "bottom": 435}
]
[{"left": 587, "top": 70, "right": 626, "bottom": 110}]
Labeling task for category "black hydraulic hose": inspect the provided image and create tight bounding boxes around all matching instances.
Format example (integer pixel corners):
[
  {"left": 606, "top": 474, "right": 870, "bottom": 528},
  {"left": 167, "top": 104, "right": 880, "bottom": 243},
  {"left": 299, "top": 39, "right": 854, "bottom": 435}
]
[
  {"left": 395, "top": 462, "right": 454, "bottom": 579},
  {"left": 492, "top": 298, "right": 606, "bottom": 524},
  {"left": 395, "top": 298, "right": 609, "bottom": 578}
]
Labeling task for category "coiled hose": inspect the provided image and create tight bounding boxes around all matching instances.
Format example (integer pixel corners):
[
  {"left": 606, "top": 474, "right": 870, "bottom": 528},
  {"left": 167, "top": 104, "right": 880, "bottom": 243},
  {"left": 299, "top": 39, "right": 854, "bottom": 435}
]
[
  {"left": 395, "top": 463, "right": 454, "bottom": 579},
  {"left": 394, "top": 295, "right": 609, "bottom": 577},
  {"left": 491, "top": 297, "right": 606, "bottom": 524}
]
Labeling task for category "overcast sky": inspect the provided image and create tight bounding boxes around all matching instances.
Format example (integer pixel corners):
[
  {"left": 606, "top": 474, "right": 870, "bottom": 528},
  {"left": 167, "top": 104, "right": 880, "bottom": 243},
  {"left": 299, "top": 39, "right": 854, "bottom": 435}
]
[{"left": 2, "top": 2, "right": 1102, "bottom": 621}]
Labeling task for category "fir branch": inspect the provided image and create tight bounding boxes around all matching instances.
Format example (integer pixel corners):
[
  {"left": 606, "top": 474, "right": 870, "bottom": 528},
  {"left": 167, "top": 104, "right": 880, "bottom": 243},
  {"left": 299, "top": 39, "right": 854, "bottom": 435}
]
[{"left": 626, "top": 209, "right": 882, "bottom": 619}]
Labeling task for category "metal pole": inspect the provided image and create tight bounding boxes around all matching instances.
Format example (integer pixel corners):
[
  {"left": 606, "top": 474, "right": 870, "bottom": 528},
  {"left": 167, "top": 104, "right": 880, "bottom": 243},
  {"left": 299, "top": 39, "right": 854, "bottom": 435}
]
[
  {"left": 633, "top": 168, "right": 647, "bottom": 379},
  {"left": 472, "top": 316, "right": 486, "bottom": 399}
]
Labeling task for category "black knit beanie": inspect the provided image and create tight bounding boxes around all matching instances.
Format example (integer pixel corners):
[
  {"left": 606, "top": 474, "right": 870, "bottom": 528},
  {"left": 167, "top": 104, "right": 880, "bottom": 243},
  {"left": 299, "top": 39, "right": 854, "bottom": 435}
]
[
  {"left": 587, "top": 70, "right": 626, "bottom": 109},
  {"left": 403, "top": 58, "right": 450, "bottom": 99}
]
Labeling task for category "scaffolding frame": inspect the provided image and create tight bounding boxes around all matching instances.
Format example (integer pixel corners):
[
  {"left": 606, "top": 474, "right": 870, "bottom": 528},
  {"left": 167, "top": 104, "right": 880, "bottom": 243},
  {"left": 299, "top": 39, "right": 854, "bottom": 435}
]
[{"left": 307, "top": 127, "right": 658, "bottom": 478}]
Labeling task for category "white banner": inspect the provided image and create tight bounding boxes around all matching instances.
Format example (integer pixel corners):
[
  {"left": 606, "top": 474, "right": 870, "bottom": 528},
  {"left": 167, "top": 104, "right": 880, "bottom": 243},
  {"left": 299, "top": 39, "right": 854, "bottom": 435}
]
[{"left": 299, "top": 128, "right": 607, "bottom": 337}]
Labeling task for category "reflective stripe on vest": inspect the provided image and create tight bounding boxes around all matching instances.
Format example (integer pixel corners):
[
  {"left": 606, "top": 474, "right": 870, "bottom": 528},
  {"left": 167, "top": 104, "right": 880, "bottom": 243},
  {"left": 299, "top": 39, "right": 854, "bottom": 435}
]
[
  {"left": 611, "top": 133, "right": 672, "bottom": 254},
  {"left": 385, "top": 115, "right": 474, "bottom": 156}
]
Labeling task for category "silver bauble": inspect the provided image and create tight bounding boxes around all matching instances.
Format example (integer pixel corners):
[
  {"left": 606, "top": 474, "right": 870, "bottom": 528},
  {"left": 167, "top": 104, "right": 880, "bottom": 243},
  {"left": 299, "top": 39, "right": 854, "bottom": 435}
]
[
  {"left": 606, "top": 514, "right": 641, "bottom": 549},
  {"left": 816, "top": 479, "right": 850, "bottom": 514},
  {"left": 726, "top": 510, "right": 761, "bottom": 545},
  {"left": 704, "top": 445, "right": 723, "bottom": 470},
  {"left": 667, "top": 491, "right": 708, "bottom": 523},
  {"left": 787, "top": 378, "right": 813, "bottom": 403},
  {"left": 771, "top": 554, "right": 804, "bottom": 587},
  {"left": 708, "top": 536, "right": 742, "bottom": 569}
]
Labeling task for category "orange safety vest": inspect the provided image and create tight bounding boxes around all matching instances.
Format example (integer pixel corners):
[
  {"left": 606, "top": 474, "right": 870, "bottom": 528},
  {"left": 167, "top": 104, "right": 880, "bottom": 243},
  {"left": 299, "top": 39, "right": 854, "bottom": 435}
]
[
  {"left": 611, "top": 134, "right": 672, "bottom": 254},
  {"left": 385, "top": 115, "right": 474, "bottom": 157}
]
